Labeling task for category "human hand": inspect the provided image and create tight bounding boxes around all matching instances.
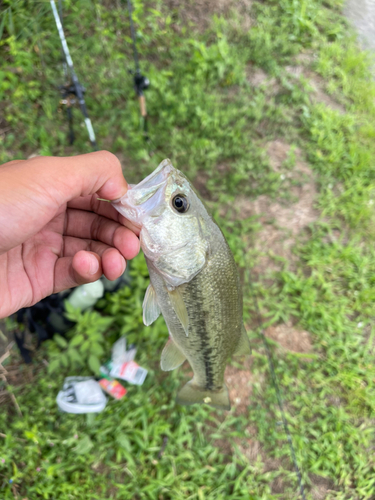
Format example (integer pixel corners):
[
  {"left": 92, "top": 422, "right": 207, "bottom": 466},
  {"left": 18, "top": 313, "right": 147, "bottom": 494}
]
[{"left": 0, "top": 151, "right": 140, "bottom": 319}]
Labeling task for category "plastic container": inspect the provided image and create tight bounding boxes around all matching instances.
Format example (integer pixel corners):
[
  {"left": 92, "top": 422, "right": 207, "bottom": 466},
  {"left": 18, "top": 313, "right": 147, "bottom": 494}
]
[
  {"left": 56, "top": 377, "right": 107, "bottom": 414},
  {"left": 66, "top": 280, "right": 104, "bottom": 311}
]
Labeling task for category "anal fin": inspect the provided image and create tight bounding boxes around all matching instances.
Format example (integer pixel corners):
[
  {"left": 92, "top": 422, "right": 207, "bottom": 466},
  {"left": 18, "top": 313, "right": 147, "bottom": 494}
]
[
  {"left": 143, "top": 284, "right": 161, "bottom": 326},
  {"left": 160, "top": 337, "right": 186, "bottom": 371},
  {"left": 233, "top": 324, "right": 252, "bottom": 356}
]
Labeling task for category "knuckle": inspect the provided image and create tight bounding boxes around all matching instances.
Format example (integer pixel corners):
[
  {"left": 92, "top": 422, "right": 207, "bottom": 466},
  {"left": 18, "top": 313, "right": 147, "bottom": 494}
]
[
  {"left": 90, "top": 195, "right": 101, "bottom": 214},
  {"left": 91, "top": 214, "right": 110, "bottom": 243},
  {"left": 90, "top": 215, "right": 101, "bottom": 241},
  {"left": 97, "top": 150, "right": 122, "bottom": 173}
]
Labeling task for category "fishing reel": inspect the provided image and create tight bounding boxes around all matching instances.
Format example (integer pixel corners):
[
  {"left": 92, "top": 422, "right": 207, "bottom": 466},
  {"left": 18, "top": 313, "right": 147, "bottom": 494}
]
[
  {"left": 133, "top": 72, "right": 150, "bottom": 96},
  {"left": 129, "top": 70, "right": 150, "bottom": 140},
  {"left": 57, "top": 82, "right": 87, "bottom": 145},
  {"left": 58, "top": 82, "right": 86, "bottom": 106},
  {"left": 129, "top": 69, "right": 150, "bottom": 95}
]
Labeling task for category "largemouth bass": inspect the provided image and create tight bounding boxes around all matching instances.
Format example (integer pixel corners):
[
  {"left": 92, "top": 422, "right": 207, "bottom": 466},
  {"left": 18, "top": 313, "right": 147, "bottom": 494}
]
[{"left": 112, "top": 159, "right": 251, "bottom": 410}]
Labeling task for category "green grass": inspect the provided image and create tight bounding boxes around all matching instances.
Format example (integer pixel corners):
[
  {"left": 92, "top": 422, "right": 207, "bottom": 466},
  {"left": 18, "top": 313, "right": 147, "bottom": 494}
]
[{"left": 1, "top": 0, "right": 375, "bottom": 498}]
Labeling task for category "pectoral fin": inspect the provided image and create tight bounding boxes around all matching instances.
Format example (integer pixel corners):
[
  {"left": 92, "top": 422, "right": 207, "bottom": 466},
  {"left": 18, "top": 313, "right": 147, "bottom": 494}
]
[
  {"left": 142, "top": 284, "right": 161, "bottom": 326},
  {"left": 233, "top": 325, "right": 252, "bottom": 356},
  {"left": 160, "top": 337, "right": 186, "bottom": 371},
  {"left": 168, "top": 288, "right": 189, "bottom": 336}
]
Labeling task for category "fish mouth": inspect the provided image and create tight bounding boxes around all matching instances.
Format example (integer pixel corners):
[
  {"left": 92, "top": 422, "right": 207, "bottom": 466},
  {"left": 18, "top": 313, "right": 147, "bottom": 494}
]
[
  {"left": 133, "top": 158, "right": 174, "bottom": 195},
  {"left": 112, "top": 159, "right": 174, "bottom": 227}
]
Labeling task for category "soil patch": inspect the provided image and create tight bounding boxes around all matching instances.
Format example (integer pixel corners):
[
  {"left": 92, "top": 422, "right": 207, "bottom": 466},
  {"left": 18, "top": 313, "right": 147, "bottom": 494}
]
[
  {"left": 265, "top": 322, "right": 313, "bottom": 353},
  {"left": 225, "top": 356, "right": 256, "bottom": 415},
  {"left": 306, "top": 72, "right": 346, "bottom": 114},
  {"left": 235, "top": 436, "right": 300, "bottom": 497},
  {"left": 234, "top": 140, "right": 319, "bottom": 274},
  {"left": 246, "top": 66, "right": 269, "bottom": 87},
  {"left": 193, "top": 171, "right": 214, "bottom": 200},
  {"left": 284, "top": 62, "right": 346, "bottom": 114},
  {"left": 247, "top": 62, "right": 346, "bottom": 114},
  {"left": 310, "top": 474, "right": 336, "bottom": 500},
  {"left": 234, "top": 431, "right": 261, "bottom": 461},
  {"left": 165, "top": 0, "right": 253, "bottom": 32},
  {"left": 246, "top": 65, "right": 281, "bottom": 96},
  {"left": 0, "top": 320, "right": 41, "bottom": 415}
]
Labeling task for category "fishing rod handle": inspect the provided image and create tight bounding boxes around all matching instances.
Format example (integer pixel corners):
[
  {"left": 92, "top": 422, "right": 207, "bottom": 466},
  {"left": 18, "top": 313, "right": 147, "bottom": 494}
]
[{"left": 139, "top": 95, "right": 147, "bottom": 117}]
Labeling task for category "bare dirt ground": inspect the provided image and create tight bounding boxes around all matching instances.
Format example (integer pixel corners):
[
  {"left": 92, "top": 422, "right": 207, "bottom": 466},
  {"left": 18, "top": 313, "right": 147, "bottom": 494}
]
[
  {"left": 0, "top": 319, "right": 39, "bottom": 417},
  {"left": 265, "top": 322, "right": 312, "bottom": 354},
  {"left": 247, "top": 52, "right": 346, "bottom": 114},
  {"left": 222, "top": 51, "right": 346, "bottom": 438},
  {"left": 187, "top": 40, "right": 339, "bottom": 493},
  {"left": 234, "top": 140, "right": 319, "bottom": 277},
  {"left": 214, "top": 61, "right": 340, "bottom": 493},
  {"left": 165, "top": 0, "right": 253, "bottom": 32}
]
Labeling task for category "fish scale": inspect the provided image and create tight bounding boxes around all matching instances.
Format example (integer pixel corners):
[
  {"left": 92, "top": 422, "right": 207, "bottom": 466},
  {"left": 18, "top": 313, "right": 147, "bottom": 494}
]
[{"left": 148, "top": 237, "right": 241, "bottom": 393}]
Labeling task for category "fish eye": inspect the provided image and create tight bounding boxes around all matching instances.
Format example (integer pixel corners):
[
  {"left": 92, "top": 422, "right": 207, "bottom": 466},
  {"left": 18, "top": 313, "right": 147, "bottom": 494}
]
[{"left": 172, "top": 194, "right": 189, "bottom": 213}]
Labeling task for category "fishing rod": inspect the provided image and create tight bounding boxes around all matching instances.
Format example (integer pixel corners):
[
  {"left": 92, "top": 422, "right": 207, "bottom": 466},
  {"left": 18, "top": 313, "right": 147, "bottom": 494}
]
[
  {"left": 50, "top": 0, "right": 97, "bottom": 150},
  {"left": 25, "top": 6, "right": 304, "bottom": 495},
  {"left": 56, "top": 0, "right": 75, "bottom": 145},
  {"left": 248, "top": 271, "right": 306, "bottom": 500},
  {"left": 126, "top": 0, "right": 150, "bottom": 141}
]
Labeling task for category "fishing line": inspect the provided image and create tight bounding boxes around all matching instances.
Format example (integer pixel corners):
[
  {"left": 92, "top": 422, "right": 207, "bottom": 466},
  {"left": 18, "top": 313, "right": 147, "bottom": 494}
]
[
  {"left": 50, "top": 0, "right": 97, "bottom": 150},
  {"left": 248, "top": 270, "right": 306, "bottom": 500}
]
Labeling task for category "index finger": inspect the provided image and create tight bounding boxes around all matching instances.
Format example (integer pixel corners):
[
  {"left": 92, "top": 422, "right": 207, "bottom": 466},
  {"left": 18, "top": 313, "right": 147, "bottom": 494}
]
[
  {"left": 68, "top": 195, "right": 141, "bottom": 236},
  {"left": 68, "top": 194, "right": 122, "bottom": 221}
]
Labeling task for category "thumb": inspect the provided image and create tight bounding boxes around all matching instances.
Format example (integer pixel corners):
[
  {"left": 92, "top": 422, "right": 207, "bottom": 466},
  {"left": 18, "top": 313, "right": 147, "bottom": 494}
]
[
  {"left": 32, "top": 150, "right": 128, "bottom": 204},
  {"left": 0, "top": 151, "right": 128, "bottom": 253}
]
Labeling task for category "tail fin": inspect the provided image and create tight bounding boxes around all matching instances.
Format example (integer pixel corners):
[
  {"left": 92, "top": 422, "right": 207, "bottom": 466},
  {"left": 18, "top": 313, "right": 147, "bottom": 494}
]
[{"left": 176, "top": 381, "right": 230, "bottom": 411}]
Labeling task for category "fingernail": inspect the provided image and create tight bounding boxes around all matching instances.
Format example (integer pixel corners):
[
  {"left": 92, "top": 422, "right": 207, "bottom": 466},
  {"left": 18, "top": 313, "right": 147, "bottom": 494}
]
[
  {"left": 89, "top": 256, "right": 99, "bottom": 275},
  {"left": 121, "top": 257, "right": 126, "bottom": 275}
]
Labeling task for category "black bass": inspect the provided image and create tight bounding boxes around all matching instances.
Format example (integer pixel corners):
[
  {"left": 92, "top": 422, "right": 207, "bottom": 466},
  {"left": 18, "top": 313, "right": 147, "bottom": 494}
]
[{"left": 112, "top": 159, "right": 251, "bottom": 410}]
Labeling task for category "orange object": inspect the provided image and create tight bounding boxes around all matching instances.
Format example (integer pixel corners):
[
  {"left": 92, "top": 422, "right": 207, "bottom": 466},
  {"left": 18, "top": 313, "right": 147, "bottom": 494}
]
[{"left": 99, "top": 378, "right": 127, "bottom": 400}]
